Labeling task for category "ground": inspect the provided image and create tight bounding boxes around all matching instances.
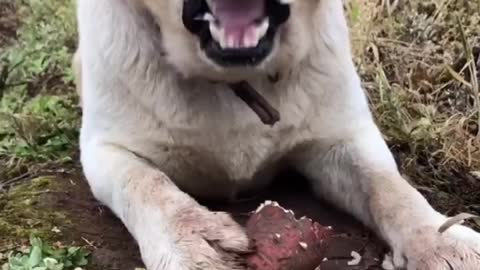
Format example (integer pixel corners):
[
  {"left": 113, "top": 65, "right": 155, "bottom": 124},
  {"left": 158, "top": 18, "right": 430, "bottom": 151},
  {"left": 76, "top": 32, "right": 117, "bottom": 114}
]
[{"left": 0, "top": 0, "right": 479, "bottom": 269}]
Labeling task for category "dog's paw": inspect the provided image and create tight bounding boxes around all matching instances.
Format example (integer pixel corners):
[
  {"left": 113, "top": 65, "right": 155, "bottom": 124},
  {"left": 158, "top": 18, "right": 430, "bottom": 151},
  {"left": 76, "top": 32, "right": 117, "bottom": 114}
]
[
  {"left": 386, "top": 225, "right": 480, "bottom": 270},
  {"left": 170, "top": 205, "right": 251, "bottom": 270}
]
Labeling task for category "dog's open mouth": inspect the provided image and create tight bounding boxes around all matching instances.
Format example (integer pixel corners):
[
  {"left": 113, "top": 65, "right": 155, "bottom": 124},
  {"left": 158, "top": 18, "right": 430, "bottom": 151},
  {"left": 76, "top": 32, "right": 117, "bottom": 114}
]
[{"left": 183, "top": 0, "right": 291, "bottom": 67}]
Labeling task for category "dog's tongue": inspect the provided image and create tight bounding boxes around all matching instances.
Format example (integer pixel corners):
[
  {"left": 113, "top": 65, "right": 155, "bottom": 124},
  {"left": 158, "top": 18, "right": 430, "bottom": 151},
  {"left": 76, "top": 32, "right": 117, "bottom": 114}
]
[{"left": 213, "top": 0, "right": 265, "bottom": 41}]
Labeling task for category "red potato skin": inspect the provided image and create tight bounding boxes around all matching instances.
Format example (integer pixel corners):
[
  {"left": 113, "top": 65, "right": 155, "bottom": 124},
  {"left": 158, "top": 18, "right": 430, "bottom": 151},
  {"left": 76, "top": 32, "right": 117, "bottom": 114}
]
[{"left": 245, "top": 202, "right": 334, "bottom": 270}]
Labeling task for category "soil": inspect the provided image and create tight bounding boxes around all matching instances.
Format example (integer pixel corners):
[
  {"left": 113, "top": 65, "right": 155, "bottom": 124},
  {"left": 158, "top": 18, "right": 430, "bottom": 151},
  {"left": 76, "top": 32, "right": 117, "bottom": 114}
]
[
  {"left": 0, "top": 0, "right": 18, "bottom": 47},
  {"left": 43, "top": 169, "right": 386, "bottom": 270},
  {"left": 38, "top": 170, "right": 144, "bottom": 270}
]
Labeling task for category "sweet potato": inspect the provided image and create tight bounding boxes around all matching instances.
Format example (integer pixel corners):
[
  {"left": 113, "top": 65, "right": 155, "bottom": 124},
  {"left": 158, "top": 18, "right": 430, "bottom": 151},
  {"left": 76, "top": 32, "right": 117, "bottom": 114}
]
[{"left": 245, "top": 201, "right": 334, "bottom": 270}]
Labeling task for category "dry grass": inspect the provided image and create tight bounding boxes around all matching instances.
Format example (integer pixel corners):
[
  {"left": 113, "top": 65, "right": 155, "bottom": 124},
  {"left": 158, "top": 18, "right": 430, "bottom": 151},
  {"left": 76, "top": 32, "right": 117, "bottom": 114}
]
[{"left": 348, "top": 0, "right": 480, "bottom": 221}]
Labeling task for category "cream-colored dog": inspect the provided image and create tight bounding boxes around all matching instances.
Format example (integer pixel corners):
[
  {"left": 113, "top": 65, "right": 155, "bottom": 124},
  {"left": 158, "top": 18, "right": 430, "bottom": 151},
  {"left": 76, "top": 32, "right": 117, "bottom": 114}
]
[{"left": 74, "top": 0, "right": 480, "bottom": 269}]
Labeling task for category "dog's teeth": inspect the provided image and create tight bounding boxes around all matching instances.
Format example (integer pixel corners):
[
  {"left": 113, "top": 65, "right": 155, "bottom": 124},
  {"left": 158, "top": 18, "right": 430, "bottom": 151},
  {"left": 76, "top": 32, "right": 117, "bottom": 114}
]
[
  {"left": 209, "top": 18, "right": 270, "bottom": 49},
  {"left": 242, "top": 35, "right": 255, "bottom": 48},
  {"left": 234, "top": 38, "right": 240, "bottom": 48},
  {"left": 209, "top": 23, "right": 222, "bottom": 43},
  {"left": 243, "top": 32, "right": 258, "bottom": 48},
  {"left": 227, "top": 35, "right": 236, "bottom": 48},
  {"left": 240, "top": 19, "right": 269, "bottom": 49},
  {"left": 257, "top": 18, "right": 269, "bottom": 40},
  {"left": 205, "top": 0, "right": 216, "bottom": 10},
  {"left": 203, "top": 13, "right": 216, "bottom": 22},
  {"left": 195, "top": 12, "right": 215, "bottom": 22},
  {"left": 210, "top": 22, "right": 229, "bottom": 49},
  {"left": 219, "top": 34, "right": 228, "bottom": 49}
]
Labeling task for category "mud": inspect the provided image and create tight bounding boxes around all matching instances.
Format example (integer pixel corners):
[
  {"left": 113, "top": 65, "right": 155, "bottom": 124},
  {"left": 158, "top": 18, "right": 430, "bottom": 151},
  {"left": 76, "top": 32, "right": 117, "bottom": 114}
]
[
  {"left": 39, "top": 170, "right": 143, "bottom": 270},
  {"left": 44, "top": 170, "right": 385, "bottom": 270}
]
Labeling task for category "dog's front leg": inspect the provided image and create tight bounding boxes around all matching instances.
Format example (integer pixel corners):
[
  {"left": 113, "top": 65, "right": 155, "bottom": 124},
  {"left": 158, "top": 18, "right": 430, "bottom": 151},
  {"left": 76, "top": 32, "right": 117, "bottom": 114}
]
[
  {"left": 81, "top": 142, "right": 250, "bottom": 270},
  {"left": 295, "top": 123, "right": 480, "bottom": 269}
]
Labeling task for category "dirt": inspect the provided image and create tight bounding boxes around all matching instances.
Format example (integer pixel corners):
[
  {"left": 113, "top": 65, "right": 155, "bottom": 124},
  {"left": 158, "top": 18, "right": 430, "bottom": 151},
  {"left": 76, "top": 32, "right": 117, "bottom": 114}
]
[
  {"left": 36, "top": 170, "right": 143, "bottom": 270},
  {"left": 0, "top": 0, "right": 17, "bottom": 47},
  {"left": 35, "top": 169, "right": 386, "bottom": 270}
]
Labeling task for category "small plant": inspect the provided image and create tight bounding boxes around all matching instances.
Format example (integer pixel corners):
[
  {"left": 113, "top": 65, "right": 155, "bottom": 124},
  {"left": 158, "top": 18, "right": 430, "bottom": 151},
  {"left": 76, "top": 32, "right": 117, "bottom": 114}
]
[
  {"left": 0, "top": 92, "right": 80, "bottom": 164},
  {"left": 0, "top": 0, "right": 80, "bottom": 179},
  {"left": 2, "top": 237, "right": 89, "bottom": 270}
]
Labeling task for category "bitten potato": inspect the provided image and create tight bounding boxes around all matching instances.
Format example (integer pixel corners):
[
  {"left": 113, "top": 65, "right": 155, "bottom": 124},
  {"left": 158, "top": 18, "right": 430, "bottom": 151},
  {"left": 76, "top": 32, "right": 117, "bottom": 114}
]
[{"left": 245, "top": 201, "right": 334, "bottom": 270}]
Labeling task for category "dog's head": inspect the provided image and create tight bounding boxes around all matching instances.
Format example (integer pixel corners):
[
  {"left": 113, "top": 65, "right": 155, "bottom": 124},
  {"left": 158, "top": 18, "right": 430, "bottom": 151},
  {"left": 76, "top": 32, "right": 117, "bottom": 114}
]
[{"left": 141, "top": 0, "right": 319, "bottom": 80}]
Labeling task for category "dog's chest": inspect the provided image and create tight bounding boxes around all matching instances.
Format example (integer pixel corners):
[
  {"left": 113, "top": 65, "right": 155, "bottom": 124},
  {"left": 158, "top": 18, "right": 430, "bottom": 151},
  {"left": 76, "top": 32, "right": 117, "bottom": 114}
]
[
  {"left": 139, "top": 81, "right": 314, "bottom": 199},
  {"left": 150, "top": 123, "right": 303, "bottom": 199}
]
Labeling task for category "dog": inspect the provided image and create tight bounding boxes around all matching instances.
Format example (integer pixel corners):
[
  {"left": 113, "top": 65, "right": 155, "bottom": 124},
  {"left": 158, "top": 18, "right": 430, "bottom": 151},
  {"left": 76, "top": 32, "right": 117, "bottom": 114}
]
[{"left": 74, "top": 0, "right": 480, "bottom": 269}]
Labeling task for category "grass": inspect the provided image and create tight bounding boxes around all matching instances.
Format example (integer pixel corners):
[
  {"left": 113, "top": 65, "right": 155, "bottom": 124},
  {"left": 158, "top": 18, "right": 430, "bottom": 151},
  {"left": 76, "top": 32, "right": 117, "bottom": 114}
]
[
  {"left": 0, "top": 0, "right": 479, "bottom": 263},
  {"left": 0, "top": 0, "right": 79, "bottom": 184},
  {"left": 0, "top": 0, "right": 81, "bottom": 265},
  {"left": 1, "top": 236, "right": 89, "bottom": 270},
  {"left": 0, "top": 176, "right": 71, "bottom": 247},
  {"left": 348, "top": 0, "right": 480, "bottom": 223}
]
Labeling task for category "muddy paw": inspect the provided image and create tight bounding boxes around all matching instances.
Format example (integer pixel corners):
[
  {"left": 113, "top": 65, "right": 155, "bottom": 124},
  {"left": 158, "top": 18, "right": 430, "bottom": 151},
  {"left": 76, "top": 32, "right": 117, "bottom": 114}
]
[
  {"left": 389, "top": 226, "right": 480, "bottom": 270},
  {"left": 414, "top": 242, "right": 480, "bottom": 270},
  {"left": 172, "top": 206, "right": 251, "bottom": 270}
]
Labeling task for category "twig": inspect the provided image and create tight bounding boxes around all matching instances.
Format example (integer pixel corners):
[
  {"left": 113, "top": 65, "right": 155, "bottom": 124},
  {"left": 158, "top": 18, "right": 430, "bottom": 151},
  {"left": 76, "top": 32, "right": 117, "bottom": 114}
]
[
  {"left": 1, "top": 172, "right": 33, "bottom": 186},
  {"left": 81, "top": 237, "right": 97, "bottom": 249},
  {"left": 229, "top": 81, "right": 280, "bottom": 126}
]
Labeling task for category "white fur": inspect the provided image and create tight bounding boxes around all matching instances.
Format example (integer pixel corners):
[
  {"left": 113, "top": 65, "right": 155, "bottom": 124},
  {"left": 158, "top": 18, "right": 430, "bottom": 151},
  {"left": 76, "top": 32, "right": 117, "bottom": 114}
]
[{"left": 75, "top": 0, "right": 480, "bottom": 269}]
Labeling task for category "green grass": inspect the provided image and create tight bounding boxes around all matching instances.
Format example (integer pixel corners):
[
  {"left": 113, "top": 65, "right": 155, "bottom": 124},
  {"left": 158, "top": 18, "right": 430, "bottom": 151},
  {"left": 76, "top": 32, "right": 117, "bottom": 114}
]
[
  {"left": 0, "top": 0, "right": 82, "bottom": 263},
  {"left": 2, "top": 236, "right": 89, "bottom": 270},
  {"left": 0, "top": 0, "right": 79, "bottom": 182}
]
